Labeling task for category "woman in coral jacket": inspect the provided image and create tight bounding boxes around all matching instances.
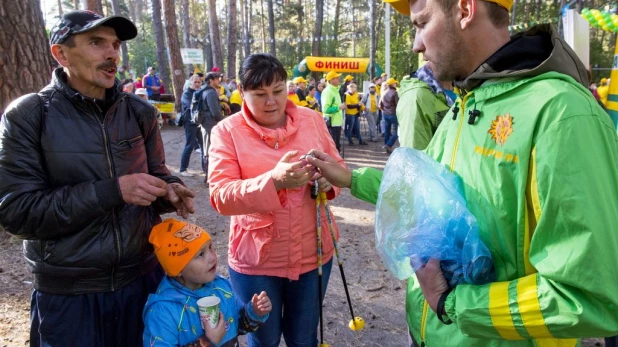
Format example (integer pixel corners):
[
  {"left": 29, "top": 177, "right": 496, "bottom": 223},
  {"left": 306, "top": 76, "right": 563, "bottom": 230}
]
[{"left": 207, "top": 53, "right": 345, "bottom": 347}]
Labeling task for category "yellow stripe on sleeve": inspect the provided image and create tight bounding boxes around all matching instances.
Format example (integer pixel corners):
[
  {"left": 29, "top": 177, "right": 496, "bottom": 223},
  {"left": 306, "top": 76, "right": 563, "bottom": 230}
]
[
  {"left": 517, "top": 274, "right": 553, "bottom": 338},
  {"left": 489, "top": 282, "right": 523, "bottom": 340}
]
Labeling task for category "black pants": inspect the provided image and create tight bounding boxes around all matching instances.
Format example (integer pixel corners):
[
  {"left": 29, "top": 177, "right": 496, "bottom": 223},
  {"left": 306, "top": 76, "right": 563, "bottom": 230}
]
[
  {"left": 329, "top": 126, "right": 342, "bottom": 153},
  {"left": 607, "top": 337, "right": 618, "bottom": 347},
  {"left": 30, "top": 266, "right": 164, "bottom": 347},
  {"left": 200, "top": 124, "right": 214, "bottom": 173}
]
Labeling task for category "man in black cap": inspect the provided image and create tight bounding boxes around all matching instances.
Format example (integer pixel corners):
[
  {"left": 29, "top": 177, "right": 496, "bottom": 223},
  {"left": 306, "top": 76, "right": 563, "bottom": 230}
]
[{"left": 0, "top": 10, "right": 195, "bottom": 346}]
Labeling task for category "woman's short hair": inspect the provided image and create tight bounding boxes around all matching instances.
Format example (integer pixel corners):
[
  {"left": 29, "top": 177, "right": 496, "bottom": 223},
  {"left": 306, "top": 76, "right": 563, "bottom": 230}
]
[{"left": 239, "top": 53, "right": 288, "bottom": 91}]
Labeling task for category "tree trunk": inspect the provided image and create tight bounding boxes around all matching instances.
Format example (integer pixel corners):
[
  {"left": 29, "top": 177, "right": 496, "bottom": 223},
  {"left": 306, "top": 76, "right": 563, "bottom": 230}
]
[
  {"left": 110, "top": 0, "right": 130, "bottom": 70},
  {"left": 57, "top": 0, "right": 64, "bottom": 15},
  {"left": 226, "top": 0, "right": 238, "bottom": 79},
  {"left": 152, "top": 0, "right": 171, "bottom": 88},
  {"left": 296, "top": 0, "right": 304, "bottom": 61},
  {"left": 85, "top": 0, "right": 103, "bottom": 14},
  {"left": 260, "top": 0, "right": 266, "bottom": 52},
  {"left": 369, "top": 0, "right": 375, "bottom": 79},
  {"left": 311, "top": 0, "right": 323, "bottom": 59},
  {"left": 162, "top": 0, "right": 185, "bottom": 112},
  {"left": 332, "top": 0, "right": 341, "bottom": 56},
  {"left": 74, "top": 0, "right": 79, "bottom": 10},
  {"left": 267, "top": 0, "right": 276, "bottom": 55},
  {"left": 0, "top": 0, "right": 54, "bottom": 114},
  {"left": 241, "top": 0, "right": 250, "bottom": 58},
  {"left": 510, "top": 0, "right": 517, "bottom": 26},
  {"left": 137, "top": 0, "right": 144, "bottom": 19},
  {"left": 182, "top": 0, "right": 192, "bottom": 72},
  {"left": 207, "top": 0, "right": 224, "bottom": 70}
]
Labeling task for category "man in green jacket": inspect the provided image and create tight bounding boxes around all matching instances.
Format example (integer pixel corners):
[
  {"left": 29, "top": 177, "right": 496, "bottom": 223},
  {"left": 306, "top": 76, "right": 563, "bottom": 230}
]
[
  {"left": 398, "top": 65, "right": 455, "bottom": 150},
  {"left": 307, "top": 0, "right": 618, "bottom": 345},
  {"left": 322, "top": 70, "right": 347, "bottom": 153}
]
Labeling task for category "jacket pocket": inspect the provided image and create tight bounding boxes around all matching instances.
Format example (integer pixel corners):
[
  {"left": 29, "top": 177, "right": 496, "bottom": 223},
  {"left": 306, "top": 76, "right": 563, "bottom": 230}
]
[
  {"left": 231, "top": 213, "right": 275, "bottom": 267},
  {"left": 117, "top": 135, "right": 145, "bottom": 150}
]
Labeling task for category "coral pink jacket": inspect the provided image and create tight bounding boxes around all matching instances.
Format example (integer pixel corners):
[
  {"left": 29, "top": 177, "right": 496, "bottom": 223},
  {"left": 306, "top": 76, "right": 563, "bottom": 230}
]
[{"left": 208, "top": 100, "right": 345, "bottom": 280}]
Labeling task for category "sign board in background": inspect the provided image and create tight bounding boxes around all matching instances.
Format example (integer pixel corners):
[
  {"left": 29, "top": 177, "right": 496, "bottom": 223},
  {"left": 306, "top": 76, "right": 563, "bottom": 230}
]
[{"left": 180, "top": 48, "right": 204, "bottom": 65}]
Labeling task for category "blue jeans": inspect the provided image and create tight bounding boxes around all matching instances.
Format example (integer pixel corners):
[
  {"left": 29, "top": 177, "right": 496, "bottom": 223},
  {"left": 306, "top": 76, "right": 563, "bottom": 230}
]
[
  {"left": 180, "top": 123, "right": 205, "bottom": 172},
  {"left": 228, "top": 260, "right": 333, "bottom": 347},
  {"left": 344, "top": 115, "right": 363, "bottom": 144},
  {"left": 383, "top": 114, "right": 398, "bottom": 147}
]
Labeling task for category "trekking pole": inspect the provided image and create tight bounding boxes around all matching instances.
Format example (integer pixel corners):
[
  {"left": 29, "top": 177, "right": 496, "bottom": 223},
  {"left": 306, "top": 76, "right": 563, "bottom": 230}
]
[
  {"left": 317, "top": 188, "right": 365, "bottom": 332},
  {"left": 314, "top": 181, "right": 328, "bottom": 347}
]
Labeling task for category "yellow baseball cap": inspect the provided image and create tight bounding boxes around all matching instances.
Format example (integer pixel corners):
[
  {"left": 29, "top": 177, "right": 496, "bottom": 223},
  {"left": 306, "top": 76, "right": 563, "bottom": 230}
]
[
  {"left": 383, "top": 0, "right": 513, "bottom": 15},
  {"left": 386, "top": 78, "right": 398, "bottom": 86},
  {"left": 344, "top": 75, "right": 354, "bottom": 82},
  {"left": 601, "top": 78, "right": 608, "bottom": 84},
  {"left": 293, "top": 76, "right": 308, "bottom": 84},
  {"left": 149, "top": 218, "right": 212, "bottom": 276},
  {"left": 326, "top": 71, "right": 341, "bottom": 81}
]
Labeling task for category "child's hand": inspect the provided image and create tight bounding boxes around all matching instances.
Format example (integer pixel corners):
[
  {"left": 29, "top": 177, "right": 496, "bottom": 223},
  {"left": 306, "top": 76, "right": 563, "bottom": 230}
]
[
  {"left": 201, "top": 312, "right": 226, "bottom": 345},
  {"left": 251, "top": 291, "right": 272, "bottom": 317}
]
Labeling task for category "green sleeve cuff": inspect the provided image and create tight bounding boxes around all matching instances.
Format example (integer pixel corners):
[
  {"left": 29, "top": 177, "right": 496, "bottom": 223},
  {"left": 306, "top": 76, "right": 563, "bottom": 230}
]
[
  {"left": 445, "top": 289, "right": 457, "bottom": 323},
  {"left": 350, "top": 167, "right": 383, "bottom": 205}
]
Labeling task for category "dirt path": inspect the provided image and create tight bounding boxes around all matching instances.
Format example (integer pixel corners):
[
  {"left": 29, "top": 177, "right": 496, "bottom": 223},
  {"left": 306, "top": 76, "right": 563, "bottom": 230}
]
[{"left": 0, "top": 124, "right": 605, "bottom": 346}]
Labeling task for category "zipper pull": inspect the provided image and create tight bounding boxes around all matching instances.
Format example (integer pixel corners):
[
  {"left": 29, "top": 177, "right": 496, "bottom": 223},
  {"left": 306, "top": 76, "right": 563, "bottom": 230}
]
[{"left": 274, "top": 141, "right": 279, "bottom": 149}]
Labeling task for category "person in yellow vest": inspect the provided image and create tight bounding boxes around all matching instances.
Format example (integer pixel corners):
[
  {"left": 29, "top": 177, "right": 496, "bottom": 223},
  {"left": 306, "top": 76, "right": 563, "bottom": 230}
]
[
  {"left": 598, "top": 77, "right": 609, "bottom": 108},
  {"left": 218, "top": 81, "right": 231, "bottom": 116},
  {"left": 361, "top": 83, "right": 380, "bottom": 142},
  {"left": 287, "top": 81, "right": 308, "bottom": 107},
  {"left": 305, "top": 85, "right": 320, "bottom": 112},
  {"left": 229, "top": 88, "right": 242, "bottom": 114},
  {"left": 344, "top": 81, "right": 368, "bottom": 145}
]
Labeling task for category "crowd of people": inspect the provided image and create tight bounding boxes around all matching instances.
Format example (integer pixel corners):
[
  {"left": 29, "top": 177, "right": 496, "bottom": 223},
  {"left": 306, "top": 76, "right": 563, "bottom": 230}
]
[{"left": 2, "top": 1, "right": 618, "bottom": 346}]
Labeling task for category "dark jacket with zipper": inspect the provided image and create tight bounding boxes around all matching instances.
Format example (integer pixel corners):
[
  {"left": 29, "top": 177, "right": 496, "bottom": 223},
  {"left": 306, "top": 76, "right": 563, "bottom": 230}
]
[{"left": 0, "top": 68, "right": 181, "bottom": 295}]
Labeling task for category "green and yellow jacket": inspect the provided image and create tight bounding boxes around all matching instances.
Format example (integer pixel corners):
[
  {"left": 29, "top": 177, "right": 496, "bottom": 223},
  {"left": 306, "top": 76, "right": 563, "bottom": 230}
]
[
  {"left": 322, "top": 83, "right": 344, "bottom": 127},
  {"left": 397, "top": 76, "right": 450, "bottom": 150},
  {"left": 351, "top": 25, "right": 618, "bottom": 346}
]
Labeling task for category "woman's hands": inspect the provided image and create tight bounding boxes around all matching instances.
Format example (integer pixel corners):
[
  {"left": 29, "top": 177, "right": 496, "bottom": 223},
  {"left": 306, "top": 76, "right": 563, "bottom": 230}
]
[
  {"left": 306, "top": 150, "right": 353, "bottom": 189},
  {"left": 271, "top": 151, "right": 316, "bottom": 191}
]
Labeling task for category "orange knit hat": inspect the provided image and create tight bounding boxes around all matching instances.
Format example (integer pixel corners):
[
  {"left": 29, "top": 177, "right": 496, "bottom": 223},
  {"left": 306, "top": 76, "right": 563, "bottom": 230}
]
[{"left": 149, "top": 218, "right": 211, "bottom": 276}]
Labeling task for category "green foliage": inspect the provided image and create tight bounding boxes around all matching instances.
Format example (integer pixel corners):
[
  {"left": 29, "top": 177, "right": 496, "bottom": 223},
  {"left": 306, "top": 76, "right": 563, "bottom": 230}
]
[{"left": 129, "top": 16, "right": 158, "bottom": 77}]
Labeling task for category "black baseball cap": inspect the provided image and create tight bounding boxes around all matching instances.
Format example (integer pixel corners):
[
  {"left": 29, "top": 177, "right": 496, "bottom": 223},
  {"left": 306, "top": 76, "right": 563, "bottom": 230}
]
[
  {"left": 204, "top": 72, "right": 221, "bottom": 82},
  {"left": 49, "top": 10, "right": 138, "bottom": 45}
]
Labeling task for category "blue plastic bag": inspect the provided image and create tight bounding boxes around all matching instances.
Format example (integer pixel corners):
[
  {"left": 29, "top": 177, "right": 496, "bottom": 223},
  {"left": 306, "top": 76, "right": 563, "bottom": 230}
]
[{"left": 375, "top": 147, "right": 495, "bottom": 286}]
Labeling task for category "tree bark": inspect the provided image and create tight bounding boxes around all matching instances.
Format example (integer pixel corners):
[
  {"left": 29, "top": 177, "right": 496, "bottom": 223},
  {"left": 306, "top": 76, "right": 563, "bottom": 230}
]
[
  {"left": 110, "top": 0, "right": 130, "bottom": 70},
  {"left": 85, "top": 0, "right": 103, "bottom": 14},
  {"left": 182, "top": 0, "right": 192, "bottom": 73},
  {"left": 241, "top": 0, "right": 250, "bottom": 58},
  {"left": 74, "top": 0, "right": 80, "bottom": 10},
  {"left": 260, "top": 0, "right": 266, "bottom": 52},
  {"left": 207, "top": 0, "right": 224, "bottom": 70},
  {"left": 57, "top": 0, "right": 64, "bottom": 15},
  {"left": 162, "top": 0, "right": 185, "bottom": 112},
  {"left": 267, "top": 0, "right": 276, "bottom": 56},
  {"left": 226, "top": 0, "right": 238, "bottom": 79},
  {"left": 311, "top": 0, "right": 323, "bottom": 57},
  {"left": 510, "top": 0, "right": 517, "bottom": 26},
  {"left": 0, "top": 0, "right": 54, "bottom": 114},
  {"left": 296, "top": 0, "right": 304, "bottom": 61},
  {"left": 332, "top": 0, "right": 341, "bottom": 56},
  {"left": 369, "top": 0, "right": 375, "bottom": 79},
  {"left": 152, "top": 0, "right": 171, "bottom": 88}
]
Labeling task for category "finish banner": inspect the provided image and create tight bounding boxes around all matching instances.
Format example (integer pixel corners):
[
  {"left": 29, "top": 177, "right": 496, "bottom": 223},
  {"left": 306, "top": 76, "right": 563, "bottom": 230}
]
[{"left": 305, "top": 57, "right": 370, "bottom": 73}]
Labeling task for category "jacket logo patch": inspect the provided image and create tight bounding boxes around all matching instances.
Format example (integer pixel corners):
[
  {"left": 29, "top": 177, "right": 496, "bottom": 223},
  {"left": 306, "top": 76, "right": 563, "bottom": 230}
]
[{"left": 488, "top": 114, "right": 514, "bottom": 146}]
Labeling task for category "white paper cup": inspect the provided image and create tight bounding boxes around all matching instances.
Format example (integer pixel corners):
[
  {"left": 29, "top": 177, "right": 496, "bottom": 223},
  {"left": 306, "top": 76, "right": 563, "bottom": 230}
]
[{"left": 197, "top": 296, "right": 220, "bottom": 328}]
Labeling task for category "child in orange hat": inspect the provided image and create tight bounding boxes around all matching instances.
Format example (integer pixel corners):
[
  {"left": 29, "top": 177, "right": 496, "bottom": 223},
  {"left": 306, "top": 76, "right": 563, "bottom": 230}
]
[{"left": 143, "top": 218, "right": 271, "bottom": 347}]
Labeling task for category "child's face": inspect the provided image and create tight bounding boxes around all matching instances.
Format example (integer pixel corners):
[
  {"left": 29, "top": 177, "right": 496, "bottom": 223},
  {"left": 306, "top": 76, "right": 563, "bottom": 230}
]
[
  {"left": 348, "top": 83, "right": 357, "bottom": 93},
  {"left": 179, "top": 240, "right": 218, "bottom": 290}
]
